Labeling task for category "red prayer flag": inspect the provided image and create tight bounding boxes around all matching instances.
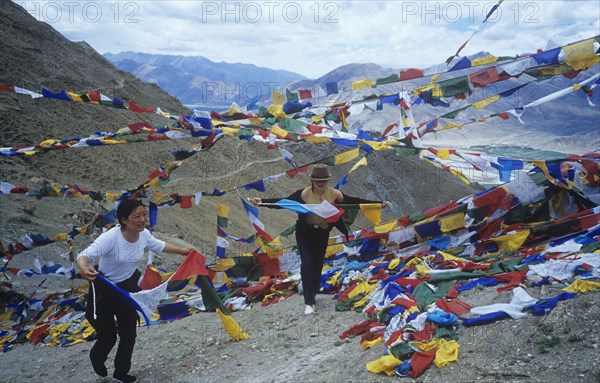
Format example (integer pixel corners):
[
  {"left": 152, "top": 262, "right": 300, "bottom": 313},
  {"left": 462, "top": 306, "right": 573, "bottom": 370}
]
[
  {"left": 408, "top": 349, "right": 437, "bottom": 378},
  {"left": 171, "top": 249, "right": 210, "bottom": 282},
  {"left": 87, "top": 90, "right": 100, "bottom": 102},
  {"left": 0, "top": 84, "right": 15, "bottom": 93},
  {"left": 179, "top": 195, "right": 193, "bottom": 209},
  {"left": 298, "top": 89, "right": 313, "bottom": 100},
  {"left": 399, "top": 68, "right": 425, "bottom": 81},
  {"left": 495, "top": 112, "right": 510, "bottom": 120},
  {"left": 286, "top": 164, "right": 309, "bottom": 179},
  {"left": 140, "top": 266, "right": 163, "bottom": 290},
  {"left": 128, "top": 101, "right": 155, "bottom": 113},
  {"left": 469, "top": 67, "right": 500, "bottom": 87},
  {"left": 306, "top": 124, "right": 324, "bottom": 134}
]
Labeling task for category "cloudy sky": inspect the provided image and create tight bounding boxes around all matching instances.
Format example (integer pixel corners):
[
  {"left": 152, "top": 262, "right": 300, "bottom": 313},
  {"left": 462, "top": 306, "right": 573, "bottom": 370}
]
[{"left": 17, "top": 0, "right": 600, "bottom": 78}]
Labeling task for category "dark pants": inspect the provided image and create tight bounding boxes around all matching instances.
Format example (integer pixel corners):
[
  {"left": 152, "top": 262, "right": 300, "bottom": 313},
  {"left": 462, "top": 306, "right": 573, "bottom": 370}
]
[
  {"left": 87, "top": 271, "right": 140, "bottom": 376},
  {"left": 295, "top": 222, "right": 330, "bottom": 306}
]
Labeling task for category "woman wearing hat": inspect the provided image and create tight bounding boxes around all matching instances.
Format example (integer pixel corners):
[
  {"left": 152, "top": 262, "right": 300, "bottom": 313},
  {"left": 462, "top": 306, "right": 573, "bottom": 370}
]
[{"left": 249, "top": 164, "right": 388, "bottom": 314}]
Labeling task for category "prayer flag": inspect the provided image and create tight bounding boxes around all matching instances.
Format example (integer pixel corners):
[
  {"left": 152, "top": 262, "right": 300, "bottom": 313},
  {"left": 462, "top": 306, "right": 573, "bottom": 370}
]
[{"left": 274, "top": 199, "right": 344, "bottom": 223}]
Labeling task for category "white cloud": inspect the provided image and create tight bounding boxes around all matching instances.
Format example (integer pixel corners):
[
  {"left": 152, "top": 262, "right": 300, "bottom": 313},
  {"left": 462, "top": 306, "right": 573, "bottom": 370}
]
[{"left": 15, "top": 0, "right": 600, "bottom": 78}]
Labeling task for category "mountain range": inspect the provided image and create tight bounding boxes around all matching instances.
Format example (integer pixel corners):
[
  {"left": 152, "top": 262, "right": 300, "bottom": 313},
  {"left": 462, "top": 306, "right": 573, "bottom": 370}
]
[{"left": 104, "top": 51, "right": 308, "bottom": 108}]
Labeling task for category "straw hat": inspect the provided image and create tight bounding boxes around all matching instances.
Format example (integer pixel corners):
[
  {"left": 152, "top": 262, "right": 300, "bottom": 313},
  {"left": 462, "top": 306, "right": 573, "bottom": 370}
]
[{"left": 310, "top": 164, "right": 331, "bottom": 181}]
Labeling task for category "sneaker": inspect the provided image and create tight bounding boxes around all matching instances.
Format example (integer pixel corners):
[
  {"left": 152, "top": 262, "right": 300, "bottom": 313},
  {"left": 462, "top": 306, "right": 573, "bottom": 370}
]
[
  {"left": 90, "top": 352, "right": 107, "bottom": 378},
  {"left": 304, "top": 305, "right": 315, "bottom": 315},
  {"left": 113, "top": 373, "right": 137, "bottom": 383}
]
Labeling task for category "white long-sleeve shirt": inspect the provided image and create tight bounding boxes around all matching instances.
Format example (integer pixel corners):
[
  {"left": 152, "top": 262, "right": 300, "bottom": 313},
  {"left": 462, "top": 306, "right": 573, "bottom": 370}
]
[{"left": 77, "top": 226, "right": 165, "bottom": 283}]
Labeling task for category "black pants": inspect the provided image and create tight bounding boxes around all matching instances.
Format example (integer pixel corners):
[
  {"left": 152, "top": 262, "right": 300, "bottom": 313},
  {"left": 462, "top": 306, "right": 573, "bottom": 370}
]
[
  {"left": 295, "top": 222, "right": 330, "bottom": 306},
  {"left": 86, "top": 270, "right": 141, "bottom": 376}
]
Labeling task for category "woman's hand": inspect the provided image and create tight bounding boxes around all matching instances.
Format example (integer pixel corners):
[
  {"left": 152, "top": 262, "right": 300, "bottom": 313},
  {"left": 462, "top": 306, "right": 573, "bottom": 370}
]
[
  {"left": 248, "top": 197, "right": 262, "bottom": 206},
  {"left": 80, "top": 265, "right": 99, "bottom": 281},
  {"left": 163, "top": 243, "right": 194, "bottom": 256},
  {"left": 180, "top": 247, "right": 194, "bottom": 256}
]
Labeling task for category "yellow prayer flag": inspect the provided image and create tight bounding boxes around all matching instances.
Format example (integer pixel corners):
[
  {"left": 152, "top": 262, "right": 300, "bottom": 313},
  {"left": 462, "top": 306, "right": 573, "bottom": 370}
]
[
  {"left": 435, "top": 149, "right": 451, "bottom": 160},
  {"left": 472, "top": 94, "right": 501, "bottom": 110},
  {"left": 325, "top": 244, "right": 344, "bottom": 258},
  {"left": 52, "top": 233, "right": 68, "bottom": 241},
  {"left": 364, "top": 140, "right": 392, "bottom": 151},
  {"left": 306, "top": 136, "right": 331, "bottom": 144},
  {"left": 415, "top": 262, "right": 432, "bottom": 276},
  {"left": 411, "top": 338, "right": 444, "bottom": 351},
  {"left": 360, "top": 204, "right": 382, "bottom": 225},
  {"left": 211, "top": 258, "right": 236, "bottom": 271},
  {"left": 216, "top": 308, "right": 249, "bottom": 341},
  {"left": 217, "top": 204, "right": 230, "bottom": 218},
  {"left": 221, "top": 127, "right": 239, "bottom": 136},
  {"left": 100, "top": 138, "right": 126, "bottom": 145},
  {"left": 349, "top": 156, "right": 368, "bottom": 173},
  {"left": 105, "top": 192, "right": 120, "bottom": 203},
  {"left": 39, "top": 139, "right": 60, "bottom": 146},
  {"left": 374, "top": 220, "right": 397, "bottom": 234},
  {"left": 0, "top": 310, "right": 14, "bottom": 322},
  {"left": 351, "top": 77, "right": 374, "bottom": 90},
  {"left": 263, "top": 236, "right": 284, "bottom": 258},
  {"left": 334, "top": 148, "right": 360, "bottom": 165},
  {"left": 361, "top": 337, "right": 384, "bottom": 351},
  {"left": 340, "top": 109, "right": 349, "bottom": 130},
  {"left": 154, "top": 192, "right": 166, "bottom": 203},
  {"left": 414, "top": 83, "right": 435, "bottom": 94},
  {"left": 81, "top": 320, "right": 96, "bottom": 339},
  {"left": 440, "top": 123, "right": 464, "bottom": 131},
  {"left": 432, "top": 85, "right": 443, "bottom": 98},
  {"left": 270, "top": 125, "right": 291, "bottom": 139},
  {"left": 228, "top": 104, "right": 241, "bottom": 114},
  {"left": 146, "top": 177, "right": 161, "bottom": 189},
  {"left": 435, "top": 339, "right": 460, "bottom": 368},
  {"left": 248, "top": 117, "right": 262, "bottom": 125},
  {"left": 311, "top": 114, "right": 324, "bottom": 124},
  {"left": 438, "top": 251, "right": 463, "bottom": 262},
  {"left": 326, "top": 269, "right": 343, "bottom": 287},
  {"left": 563, "top": 38, "right": 600, "bottom": 70},
  {"left": 492, "top": 230, "right": 530, "bottom": 251},
  {"left": 67, "top": 92, "right": 84, "bottom": 102},
  {"left": 439, "top": 213, "right": 466, "bottom": 232},
  {"left": 471, "top": 55, "right": 498, "bottom": 67},
  {"left": 539, "top": 64, "right": 573, "bottom": 77},
  {"left": 562, "top": 279, "right": 600, "bottom": 293},
  {"left": 366, "top": 354, "right": 403, "bottom": 376},
  {"left": 450, "top": 168, "right": 471, "bottom": 185},
  {"left": 272, "top": 91, "right": 285, "bottom": 105},
  {"left": 347, "top": 281, "right": 375, "bottom": 299},
  {"left": 388, "top": 258, "right": 400, "bottom": 270},
  {"left": 267, "top": 104, "right": 288, "bottom": 118}
]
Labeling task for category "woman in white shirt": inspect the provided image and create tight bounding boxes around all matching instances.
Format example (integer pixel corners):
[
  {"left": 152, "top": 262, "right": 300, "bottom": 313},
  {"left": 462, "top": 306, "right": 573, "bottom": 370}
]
[{"left": 77, "top": 199, "right": 191, "bottom": 383}]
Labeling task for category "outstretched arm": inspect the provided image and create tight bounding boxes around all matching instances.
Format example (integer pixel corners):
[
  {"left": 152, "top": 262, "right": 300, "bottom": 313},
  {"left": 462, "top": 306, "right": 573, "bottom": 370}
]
[
  {"left": 162, "top": 243, "right": 193, "bottom": 256},
  {"left": 339, "top": 193, "right": 390, "bottom": 207},
  {"left": 249, "top": 189, "right": 304, "bottom": 208}
]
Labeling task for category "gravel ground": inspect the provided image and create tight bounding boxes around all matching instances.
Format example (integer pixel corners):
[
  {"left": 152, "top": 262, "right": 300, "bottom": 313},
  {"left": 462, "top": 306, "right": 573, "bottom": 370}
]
[{"left": 1, "top": 275, "right": 599, "bottom": 383}]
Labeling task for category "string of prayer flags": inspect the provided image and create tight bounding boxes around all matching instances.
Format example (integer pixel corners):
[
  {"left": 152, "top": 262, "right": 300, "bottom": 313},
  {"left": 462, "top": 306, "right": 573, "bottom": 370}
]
[{"left": 216, "top": 204, "right": 230, "bottom": 259}]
